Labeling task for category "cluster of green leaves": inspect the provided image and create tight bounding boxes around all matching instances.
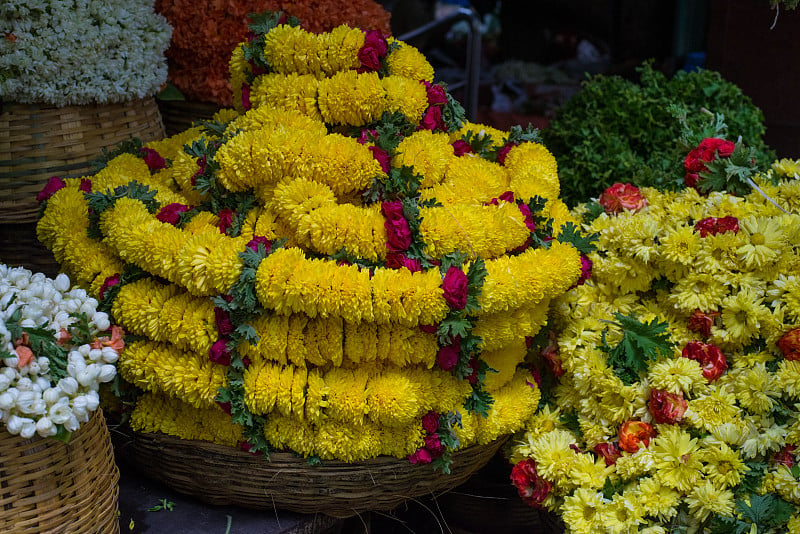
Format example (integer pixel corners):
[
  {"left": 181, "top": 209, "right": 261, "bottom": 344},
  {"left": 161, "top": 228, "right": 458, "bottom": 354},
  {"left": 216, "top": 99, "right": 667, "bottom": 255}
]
[
  {"left": 441, "top": 92, "right": 467, "bottom": 133},
  {"left": 85, "top": 181, "right": 159, "bottom": 239},
  {"left": 431, "top": 411, "right": 462, "bottom": 474},
  {"left": 459, "top": 124, "right": 541, "bottom": 161},
  {"left": 599, "top": 312, "right": 673, "bottom": 384},
  {"left": 709, "top": 493, "right": 795, "bottom": 534},
  {"left": 240, "top": 11, "right": 300, "bottom": 84},
  {"left": 543, "top": 62, "right": 774, "bottom": 206}
]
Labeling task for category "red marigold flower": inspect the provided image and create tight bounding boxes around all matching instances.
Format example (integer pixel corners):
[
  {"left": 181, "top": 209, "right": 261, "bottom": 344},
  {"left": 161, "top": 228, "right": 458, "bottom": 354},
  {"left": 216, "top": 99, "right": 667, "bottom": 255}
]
[
  {"left": 156, "top": 203, "right": 191, "bottom": 225},
  {"left": 79, "top": 178, "right": 92, "bottom": 193},
  {"left": 425, "top": 83, "right": 448, "bottom": 105},
  {"left": 684, "top": 137, "right": 736, "bottom": 173},
  {"left": 421, "top": 411, "right": 440, "bottom": 434},
  {"left": 496, "top": 143, "right": 517, "bottom": 165},
  {"left": 98, "top": 273, "right": 121, "bottom": 301},
  {"left": 436, "top": 342, "right": 460, "bottom": 372},
  {"left": 451, "top": 139, "right": 473, "bottom": 156},
  {"left": 37, "top": 176, "right": 66, "bottom": 203},
  {"left": 442, "top": 266, "right": 469, "bottom": 310},
  {"left": 593, "top": 442, "right": 622, "bottom": 466},
  {"left": 369, "top": 145, "right": 391, "bottom": 173},
  {"left": 217, "top": 208, "right": 236, "bottom": 234},
  {"left": 209, "top": 338, "right": 232, "bottom": 366},
  {"left": 649, "top": 389, "right": 688, "bottom": 424},
  {"left": 510, "top": 458, "right": 552, "bottom": 508},
  {"left": 687, "top": 309, "right": 719, "bottom": 338},
  {"left": 618, "top": 420, "right": 656, "bottom": 453},
  {"left": 778, "top": 328, "right": 800, "bottom": 361},
  {"left": 140, "top": 147, "right": 167, "bottom": 171},
  {"left": 682, "top": 341, "right": 727, "bottom": 381},
  {"left": 214, "top": 307, "right": 235, "bottom": 336},
  {"left": 246, "top": 235, "right": 272, "bottom": 253},
  {"left": 420, "top": 106, "right": 443, "bottom": 131},
  {"left": 598, "top": 182, "right": 648, "bottom": 214}
]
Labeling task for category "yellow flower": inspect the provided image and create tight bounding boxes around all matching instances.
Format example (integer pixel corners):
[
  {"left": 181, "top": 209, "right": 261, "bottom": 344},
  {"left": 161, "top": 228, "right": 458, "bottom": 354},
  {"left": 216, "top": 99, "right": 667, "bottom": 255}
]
[
  {"left": 658, "top": 224, "right": 701, "bottom": 266},
  {"left": 381, "top": 75, "right": 428, "bottom": 124},
  {"left": 685, "top": 480, "right": 735, "bottom": 522},
  {"left": 776, "top": 360, "right": 800, "bottom": 399},
  {"left": 560, "top": 488, "right": 607, "bottom": 534},
  {"left": 528, "top": 429, "right": 578, "bottom": 481},
  {"left": 667, "top": 272, "right": 729, "bottom": 313},
  {"left": 650, "top": 426, "right": 703, "bottom": 492},
  {"left": 728, "top": 364, "right": 779, "bottom": 414},
  {"left": 317, "top": 70, "right": 385, "bottom": 126},
  {"left": 250, "top": 73, "right": 322, "bottom": 122},
  {"left": 504, "top": 143, "right": 560, "bottom": 201},
  {"left": 614, "top": 449, "right": 656, "bottom": 479},
  {"left": 647, "top": 357, "right": 705, "bottom": 396},
  {"left": 633, "top": 477, "right": 680, "bottom": 521},
  {"left": 394, "top": 130, "right": 455, "bottom": 188},
  {"left": 737, "top": 215, "right": 787, "bottom": 269},
  {"left": 684, "top": 386, "right": 740, "bottom": 433},
  {"left": 697, "top": 440, "right": 747, "bottom": 488},
  {"left": 386, "top": 40, "right": 434, "bottom": 82},
  {"left": 601, "top": 493, "right": 645, "bottom": 534}
]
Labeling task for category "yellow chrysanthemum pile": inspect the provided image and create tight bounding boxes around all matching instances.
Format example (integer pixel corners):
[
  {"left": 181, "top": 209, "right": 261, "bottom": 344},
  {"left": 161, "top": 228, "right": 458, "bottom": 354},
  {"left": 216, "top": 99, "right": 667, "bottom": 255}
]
[
  {"left": 510, "top": 170, "right": 800, "bottom": 533},
  {"left": 36, "top": 16, "right": 583, "bottom": 464}
]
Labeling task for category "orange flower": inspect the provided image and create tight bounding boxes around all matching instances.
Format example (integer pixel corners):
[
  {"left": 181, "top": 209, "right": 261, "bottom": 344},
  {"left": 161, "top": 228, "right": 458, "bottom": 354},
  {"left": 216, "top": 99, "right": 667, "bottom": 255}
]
[
  {"left": 90, "top": 325, "right": 126, "bottom": 352},
  {"left": 14, "top": 346, "right": 34, "bottom": 368},
  {"left": 777, "top": 328, "right": 800, "bottom": 361},
  {"left": 618, "top": 420, "right": 656, "bottom": 453}
]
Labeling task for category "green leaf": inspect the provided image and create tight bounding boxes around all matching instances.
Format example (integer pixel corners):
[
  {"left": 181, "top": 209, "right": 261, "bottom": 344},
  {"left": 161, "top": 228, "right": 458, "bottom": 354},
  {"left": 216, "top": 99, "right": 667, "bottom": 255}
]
[
  {"left": 601, "top": 313, "right": 672, "bottom": 384},
  {"left": 90, "top": 137, "right": 144, "bottom": 172},
  {"left": 438, "top": 315, "right": 471, "bottom": 344},
  {"left": 463, "top": 388, "right": 493, "bottom": 418},
  {"left": 735, "top": 493, "right": 795, "bottom": 528},
  {"left": 156, "top": 83, "right": 185, "bottom": 102},
  {"left": 556, "top": 221, "right": 598, "bottom": 254},
  {"left": 601, "top": 476, "right": 625, "bottom": 500}
]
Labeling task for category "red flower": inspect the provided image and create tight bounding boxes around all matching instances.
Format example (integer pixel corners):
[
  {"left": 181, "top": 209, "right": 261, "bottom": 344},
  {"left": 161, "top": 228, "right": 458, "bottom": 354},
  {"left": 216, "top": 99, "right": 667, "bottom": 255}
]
[
  {"left": 466, "top": 357, "right": 480, "bottom": 385},
  {"left": 539, "top": 331, "right": 564, "bottom": 377},
  {"left": 385, "top": 252, "right": 422, "bottom": 272},
  {"left": 246, "top": 235, "right": 272, "bottom": 253},
  {"left": 419, "top": 323, "right": 438, "bottom": 334},
  {"left": 777, "top": 328, "right": 800, "bottom": 361},
  {"left": 510, "top": 459, "right": 551, "bottom": 508},
  {"left": 694, "top": 216, "right": 739, "bottom": 237},
  {"left": 209, "top": 339, "right": 232, "bottom": 366},
  {"left": 682, "top": 341, "right": 727, "bottom": 381},
  {"left": 420, "top": 106, "right": 443, "bottom": 131},
  {"left": 424, "top": 434, "right": 445, "bottom": 458},
  {"left": 191, "top": 155, "right": 207, "bottom": 187},
  {"left": 598, "top": 183, "right": 648, "bottom": 214},
  {"left": 442, "top": 266, "right": 468, "bottom": 310},
  {"left": 217, "top": 208, "right": 236, "bottom": 234},
  {"left": 498, "top": 191, "right": 515, "bottom": 203},
  {"left": 687, "top": 309, "right": 719, "bottom": 338},
  {"left": 37, "top": 176, "right": 66, "bottom": 203},
  {"left": 79, "top": 178, "right": 92, "bottom": 193},
  {"left": 593, "top": 442, "right": 622, "bottom": 466},
  {"left": 436, "top": 342, "right": 460, "bottom": 372},
  {"left": 577, "top": 255, "right": 593, "bottom": 286},
  {"left": 716, "top": 216, "right": 740, "bottom": 234},
  {"left": 140, "top": 147, "right": 167, "bottom": 171},
  {"left": 619, "top": 420, "right": 656, "bottom": 453},
  {"left": 384, "top": 217, "right": 413, "bottom": 252},
  {"left": 684, "top": 172, "right": 700, "bottom": 188},
  {"left": 98, "top": 273, "right": 121, "bottom": 300},
  {"left": 358, "top": 128, "right": 378, "bottom": 145},
  {"left": 517, "top": 203, "right": 536, "bottom": 232},
  {"left": 214, "top": 307, "right": 235, "bottom": 336},
  {"left": 369, "top": 145, "right": 391, "bottom": 173},
  {"left": 217, "top": 401, "right": 232, "bottom": 415},
  {"left": 425, "top": 83, "right": 448, "bottom": 105},
  {"left": 773, "top": 445, "right": 797, "bottom": 467},
  {"left": 242, "top": 83, "right": 252, "bottom": 111},
  {"left": 496, "top": 143, "right": 517, "bottom": 165},
  {"left": 421, "top": 411, "right": 440, "bottom": 434},
  {"left": 408, "top": 447, "right": 433, "bottom": 464},
  {"left": 156, "top": 203, "right": 191, "bottom": 225},
  {"left": 452, "top": 139, "right": 473, "bottom": 156},
  {"left": 684, "top": 137, "right": 736, "bottom": 173},
  {"left": 358, "top": 30, "right": 388, "bottom": 71},
  {"left": 649, "top": 389, "right": 688, "bottom": 424},
  {"left": 380, "top": 200, "right": 404, "bottom": 220}
]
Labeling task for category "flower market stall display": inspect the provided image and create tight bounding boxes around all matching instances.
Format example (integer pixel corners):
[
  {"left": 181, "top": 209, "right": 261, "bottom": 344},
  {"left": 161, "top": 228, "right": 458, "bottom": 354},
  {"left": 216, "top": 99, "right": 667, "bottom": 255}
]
[
  {"left": 155, "top": 0, "right": 391, "bottom": 134},
  {"left": 508, "top": 154, "right": 800, "bottom": 533},
  {"left": 0, "top": 0, "right": 171, "bottom": 227},
  {"left": 0, "top": 264, "right": 123, "bottom": 533},
  {"left": 35, "top": 12, "right": 591, "bottom": 516}
]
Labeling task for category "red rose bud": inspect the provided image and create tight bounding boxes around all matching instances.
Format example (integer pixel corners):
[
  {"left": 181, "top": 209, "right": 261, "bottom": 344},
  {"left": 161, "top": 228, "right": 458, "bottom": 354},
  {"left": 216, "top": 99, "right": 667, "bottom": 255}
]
[
  {"left": 98, "top": 273, "right": 121, "bottom": 300},
  {"left": 496, "top": 143, "right": 517, "bottom": 165},
  {"left": 419, "top": 323, "right": 439, "bottom": 334},
  {"left": 217, "top": 208, "right": 236, "bottom": 234},
  {"left": 618, "top": 420, "right": 656, "bottom": 453},
  {"left": 242, "top": 83, "right": 252, "bottom": 111},
  {"left": 140, "top": 147, "right": 167, "bottom": 171},
  {"left": 598, "top": 182, "right": 648, "bottom": 214},
  {"left": 684, "top": 137, "right": 736, "bottom": 173},
  {"left": 773, "top": 445, "right": 797, "bottom": 467},
  {"left": 510, "top": 459, "right": 552, "bottom": 508},
  {"left": 209, "top": 339, "right": 232, "bottom": 366},
  {"left": 156, "top": 203, "right": 191, "bottom": 225},
  {"left": 385, "top": 252, "right": 422, "bottom": 272},
  {"left": 426, "top": 83, "right": 448, "bottom": 105},
  {"left": 79, "top": 178, "right": 92, "bottom": 193},
  {"left": 452, "top": 139, "right": 473, "bottom": 156},
  {"left": 436, "top": 342, "right": 460, "bottom": 372},
  {"left": 682, "top": 341, "right": 727, "bottom": 381},
  {"left": 424, "top": 434, "right": 446, "bottom": 458},
  {"left": 384, "top": 217, "right": 413, "bottom": 252},
  {"left": 214, "top": 307, "right": 235, "bottom": 336},
  {"left": 649, "top": 389, "right": 688, "bottom": 424},
  {"left": 517, "top": 203, "right": 536, "bottom": 232},
  {"left": 369, "top": 145, "right": 391, "bottom": 173},
  {"left": 420, "top": 106, "right": 443, "bottom": 131},
  {"left": 695, "top": 216, "right": 740, "bottom": 237},
  {"left": 687, "top": 309, "right": 719, "bottom": 338},
  {"left": 593, "top": 442, "right": 622, "bottom": 466},
  {"left": 246, "top": 235, "right": 272, "bottom": 253},
  {"left": 37, "top": 176, "right": 66, "bottom": 203},
  {"left": 381, "top": 200, "right": 405, "bottom": 220},
  {"left": 684, "top": 172, "right": 700, "bottom": 189},
  {"left": 357, "top": 31, "right": 387, "bottom": 71},
  {"left": 498, "top": 191, "right": 515, "bottom": 203},
  {"left": 467, "top": 357, "right": 481, "bottom": 385},
  {"left": 421, "top": 411, "right": 440, "bottom": 434},
  {"left": 777, "top": 328, "right": 800, "bottom": 361},
  {"left": 442, "top": 265, "right": 469, "bottom": 309},
  {"left": 408, "top": 447, "right": 433, "bottom": 465}
]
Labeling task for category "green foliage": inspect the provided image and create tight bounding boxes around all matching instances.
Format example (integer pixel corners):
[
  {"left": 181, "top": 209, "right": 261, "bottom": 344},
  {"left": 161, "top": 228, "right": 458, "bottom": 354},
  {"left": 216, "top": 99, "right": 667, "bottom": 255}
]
[
  {"left": 85, "top": 181, "right": 159, "bottom": 238},
  {"left": 559, "top": 410, "right": 583, "bottom": 437},
  {"left": 90, "top": 137, "right": 144, "bottom": 172},
  {"left": 3, "top": 305, "right": 68, "bottom": 381},
  {"left": 543, "top": 62, "right": 774, "bottom": 206},
  {"left": 600, "top": 312, "right": 672, "bottom": 384},
  {"left": 432, "top": 411, "right": 462, "bottom": 474},
  {"left": 556, "top": 221, "right": 598, "bottom": 254},
  {"left": 710, "top": 493, "right": 795, "bottom": 533}
]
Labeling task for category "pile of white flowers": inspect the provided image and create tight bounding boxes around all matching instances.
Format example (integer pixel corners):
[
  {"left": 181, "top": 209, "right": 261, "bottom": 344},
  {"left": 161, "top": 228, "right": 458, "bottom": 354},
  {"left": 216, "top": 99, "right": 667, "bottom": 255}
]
[
  {"left": 0, "top": 0, "right": 171, "bottom": 106},
  {"left": 0, "top": 264, "right": 120, "bottom": 440}
]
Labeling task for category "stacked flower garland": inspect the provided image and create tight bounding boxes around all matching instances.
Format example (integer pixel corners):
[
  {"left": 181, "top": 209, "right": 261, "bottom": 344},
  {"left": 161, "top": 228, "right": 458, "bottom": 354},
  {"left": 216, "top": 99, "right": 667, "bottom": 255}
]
[
  {"left": 509, "top": 154, "right": 800, "bottom": 532},
  {"left": 36, "top": 12, "right": 588, "bottom": 468},
  {"left": 0, "top": 264, "right": 122, "bottom": 441}
]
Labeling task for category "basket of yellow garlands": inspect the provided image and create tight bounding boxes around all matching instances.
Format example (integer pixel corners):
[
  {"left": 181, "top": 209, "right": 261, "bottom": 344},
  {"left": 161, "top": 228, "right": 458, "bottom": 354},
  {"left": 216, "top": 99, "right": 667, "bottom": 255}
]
[{"left": 36, "top": 11, "right": 593, "bottom": 517}]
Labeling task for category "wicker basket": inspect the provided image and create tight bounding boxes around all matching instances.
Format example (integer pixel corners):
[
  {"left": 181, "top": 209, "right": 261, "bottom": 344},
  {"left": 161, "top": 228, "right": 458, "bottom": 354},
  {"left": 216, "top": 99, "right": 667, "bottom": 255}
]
[
  {"left": 157, "top": 99, "right": 220, "bottom": 137},
  {"left": 0, "top": 98, "right": 165, "bottom": 224},
  {"left": 116, "top": 430, "right": 507, "bottom": 519},
  {"left": 0, "top": 410, "right": 120, "bottom": 533},
  {"left": 0, "top": 222, "right": 60, "bottom": 278}
]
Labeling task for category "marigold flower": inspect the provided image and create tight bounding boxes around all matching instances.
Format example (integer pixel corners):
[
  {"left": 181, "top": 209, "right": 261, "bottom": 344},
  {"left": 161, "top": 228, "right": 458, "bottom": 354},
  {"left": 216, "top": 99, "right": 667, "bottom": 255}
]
[
  {"left": 618, "top": 420, "right": 656, "bottom": 453},
  {"left": 598, "top": 183, "right": 648, "bottom": 214}
]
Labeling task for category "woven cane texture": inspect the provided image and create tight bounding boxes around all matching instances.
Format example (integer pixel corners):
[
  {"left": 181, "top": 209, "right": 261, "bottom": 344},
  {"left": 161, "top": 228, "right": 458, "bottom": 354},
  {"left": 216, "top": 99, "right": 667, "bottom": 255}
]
[
  {"left": 157, "top": 100, "right": 220, "bottom": 136},
  {"left": 0, "top": 98, "right": 165, "bottom": 224},
  {"left": 0, "top": 410, "right": 120, "bottom": 533},
  {"left": 118, "top": 431, "right": 507, "bottom": 518}
]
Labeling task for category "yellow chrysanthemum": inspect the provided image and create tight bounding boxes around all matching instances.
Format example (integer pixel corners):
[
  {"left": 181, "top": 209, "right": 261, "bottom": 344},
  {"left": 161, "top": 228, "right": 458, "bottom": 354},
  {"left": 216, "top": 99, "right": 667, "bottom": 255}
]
[
  {"left": 560, "top": 488, "right": 607, "bottom": 534},
  {"left": 381, "top": 75, "right": 428, "bottom": 124},
  {"left": 633, "top": 477, "right": 680, "bottom": 522},
  {"left": 737, "top": 215, "right": 787, "bottom": 269},
  {"left": 528, "top": 429, "right": 578, "bottom": 481},
  {"left": 317, "top": 70, "right": 385, "bottom": 126},
  {"left": 386, "top": 40, "right": 434, "bottom": 82},
  {"left": 697, "top": 440, "right": 747, "bottom": 488},
  {"left": 394, "top": 129, "right": 455, "bottom": 188},
  {"left": 504, "top": 142, "right": 560, "bottom": 201},
  {"left": 647, "top": 357, "right": 705, "bottom": 396},
  {"left": 685, "top": 480, "right": 735, "bottom": 522},
  {"left": 684, "top": 386, "right": 740, "bottom": 433},
  {"left": 650, "top": 426, "right": 703, "bottom": 492}
]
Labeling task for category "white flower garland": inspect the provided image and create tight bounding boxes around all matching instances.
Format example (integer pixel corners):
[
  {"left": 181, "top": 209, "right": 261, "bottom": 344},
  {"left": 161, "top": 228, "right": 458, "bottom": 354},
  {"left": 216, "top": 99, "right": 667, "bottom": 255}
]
[
  {"left": 0, "top": 264, "right": 120, "bottom": 440},
  {"left": 0, "top": 0, "right": 172, "bottom": 106}
]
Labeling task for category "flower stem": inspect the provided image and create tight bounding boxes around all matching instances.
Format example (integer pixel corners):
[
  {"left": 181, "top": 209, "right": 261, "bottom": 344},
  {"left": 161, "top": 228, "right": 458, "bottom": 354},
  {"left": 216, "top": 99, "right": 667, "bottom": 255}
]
[{"left": 746, "top": 177, "right": 789, "bottom": 214}]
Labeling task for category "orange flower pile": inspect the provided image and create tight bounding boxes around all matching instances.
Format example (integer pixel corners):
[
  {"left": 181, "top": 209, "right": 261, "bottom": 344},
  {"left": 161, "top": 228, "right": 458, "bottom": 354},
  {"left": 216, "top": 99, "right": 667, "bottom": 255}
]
[{"left": 157, "top": 0, "right": 392, "bottom": 105}]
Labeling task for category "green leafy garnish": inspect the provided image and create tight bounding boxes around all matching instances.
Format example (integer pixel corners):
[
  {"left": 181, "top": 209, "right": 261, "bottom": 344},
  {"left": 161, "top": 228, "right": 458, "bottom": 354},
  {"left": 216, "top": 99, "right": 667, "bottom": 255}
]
[{"left": 600, "top": 313, "right": 672, "bottom": 384}]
